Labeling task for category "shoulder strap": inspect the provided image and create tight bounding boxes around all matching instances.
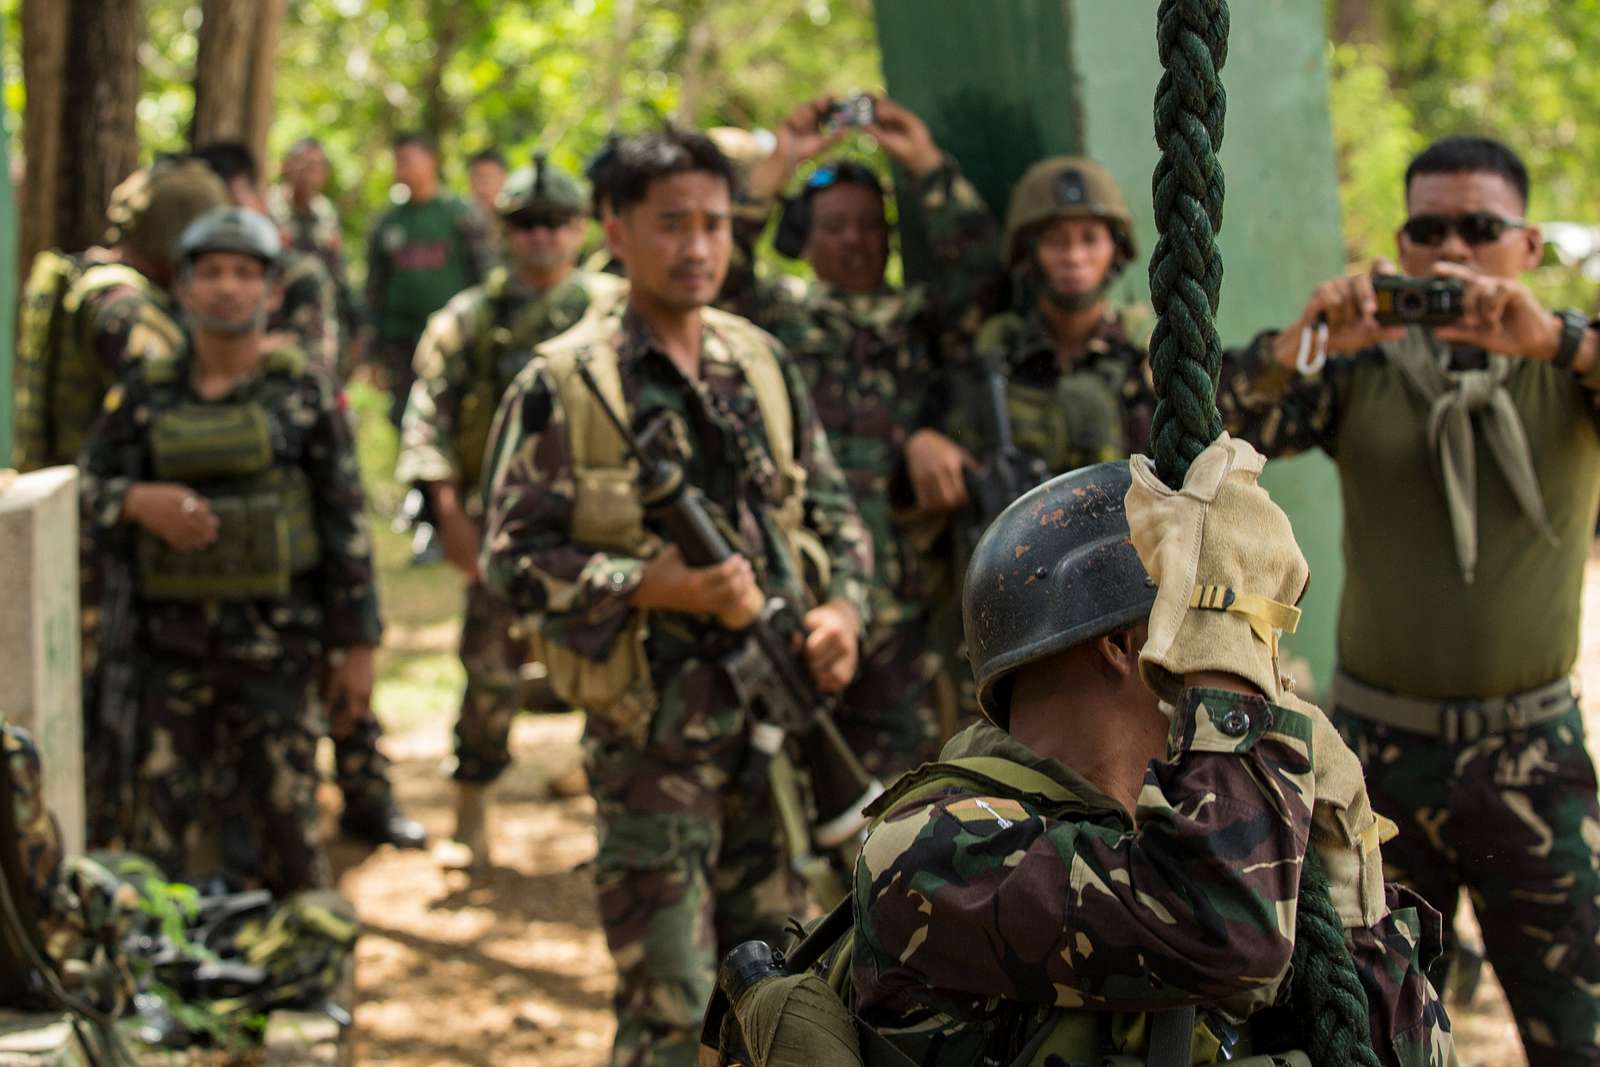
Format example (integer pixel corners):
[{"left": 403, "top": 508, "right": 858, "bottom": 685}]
[{"left": 538, "top": 323, "right": 631, "bottom": 474}]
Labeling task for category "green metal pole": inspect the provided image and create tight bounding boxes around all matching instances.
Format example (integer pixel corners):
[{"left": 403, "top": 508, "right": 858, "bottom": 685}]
[{"left": 874, "top": 0, "right": 1347, "bottom": 695}]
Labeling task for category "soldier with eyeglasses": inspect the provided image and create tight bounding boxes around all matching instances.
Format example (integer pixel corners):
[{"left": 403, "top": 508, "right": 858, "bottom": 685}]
[{"left": 1217, "top": 134, "right": 1600, "bottom": 1067}]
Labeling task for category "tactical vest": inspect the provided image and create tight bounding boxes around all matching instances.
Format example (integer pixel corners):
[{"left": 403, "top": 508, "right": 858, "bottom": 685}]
[
  {"left": 13, "top": 252, "right": 181, "bottom": 472},
  {"left": 715, "top": 755, "right": 1311, "bottom": 1067},
  {"left": 522, "top": 307, "right": 815, "bottom": 743},
  {"left": 135, "top": 349, "right": 322, "bottom": 602}
]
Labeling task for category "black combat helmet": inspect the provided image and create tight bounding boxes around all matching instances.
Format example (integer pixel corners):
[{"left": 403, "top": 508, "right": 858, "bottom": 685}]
[
  {"left": 964, "top": 461, "right": 1157, "bottom": 726},
  {"left": 175, "top": 206, "right": 283, "bottom": 273}
]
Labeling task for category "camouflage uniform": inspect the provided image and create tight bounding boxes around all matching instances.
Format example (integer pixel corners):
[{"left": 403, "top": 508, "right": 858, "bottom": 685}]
[
  {"left": 269, "top": 248, "right": 343, "bottom": 375},
  {"left": 1219, "top": 333, "right": 1600, "bottom": 1065},
  {"left": 396, "top": 266, "right": 626, "bottom": 783},
  {"left": 759, "top": 160, "right": 998, "bottom": 778},
  {"left": 482, "top": 302, "right": 872, "bottom": 1067},
  {"left": 78, "top": 345, "right": 383, "bottom": 895},
  {"left": 269, "top": 186, "right": 362, "bottom": 362},
  {"left": 6, "top": 719, "right": 140, "bottom": 1014},
  {"left": 967, "top": 301, "right": 1156, "bottom": 460},
  {"left": 853, "top": 707, "right": 1455, "bottom": 1067}
]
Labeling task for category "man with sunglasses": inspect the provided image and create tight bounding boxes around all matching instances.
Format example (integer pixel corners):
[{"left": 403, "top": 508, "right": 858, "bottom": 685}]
[
  {"left": 397, "top": 154, "right": 624, "bottom": 867},
  {"left": 738, "top": 94, "right": 1001, "bottom": 779},
  {"left": 1218, "top": 135, "right": 1600, "bottom": 1067}
]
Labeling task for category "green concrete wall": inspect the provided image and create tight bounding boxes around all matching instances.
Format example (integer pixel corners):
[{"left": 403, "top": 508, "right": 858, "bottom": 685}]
[
  {"left": 874, "top": 0, "right": 1347, "bottom": 693},
  {"left": 0, "top": 17, "right": 14, "bottom": 466}
]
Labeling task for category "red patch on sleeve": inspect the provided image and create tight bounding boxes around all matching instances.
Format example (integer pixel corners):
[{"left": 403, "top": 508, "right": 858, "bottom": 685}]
[{"left": 335, "top": 390, "right": 349, "bottom": 411}]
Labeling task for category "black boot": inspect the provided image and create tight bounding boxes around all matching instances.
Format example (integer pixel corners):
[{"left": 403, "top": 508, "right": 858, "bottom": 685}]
[{"left": 339, "top": 801, "right": 427, "bottom": 849}]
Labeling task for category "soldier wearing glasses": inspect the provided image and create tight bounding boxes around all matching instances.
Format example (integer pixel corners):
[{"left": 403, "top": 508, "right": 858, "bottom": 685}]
[
  {"left": 397, "top": 153, "right": 624, "bottom": 866},
  {"left": 1219, "top": 135, "right": 1600, "bottom": 1067}
]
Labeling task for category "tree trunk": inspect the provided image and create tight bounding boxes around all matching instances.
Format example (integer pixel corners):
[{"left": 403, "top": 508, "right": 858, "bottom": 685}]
[
  {"left": 419, "top": 0, "right": 465, "bottom": 148},
  {"left": 244, "top": 0, "right": 288, "bottom": 170},
  {"left": 190, "top": 0, "right": 256, "bottom": 149},
  {"left": 18, "top": 0, "right": 66, "bottom": 267},
  {"left": 52, "top": 0, "right": 141, "bottom": 255},
  {"left": 674, "top": 7, "right": 716, "bottom": 127}
]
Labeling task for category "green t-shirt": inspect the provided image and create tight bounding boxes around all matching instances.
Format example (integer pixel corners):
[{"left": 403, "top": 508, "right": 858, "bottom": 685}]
[
  {"left": 367, "top": 195, "right": 484, "bottom": 343},
  {"left": 1220, "top": 336, "right": 1600, "bottom": 699}
]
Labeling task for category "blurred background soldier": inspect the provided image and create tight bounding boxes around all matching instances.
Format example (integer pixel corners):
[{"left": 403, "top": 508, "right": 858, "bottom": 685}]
[
  {"left": 364, "top": 131, "right": 494, "bottom": 429},
  {"left": 270, "top": 136, "right": 363, "bottom": 375},
  {"left": 396, "top": 152, "right": 624, "bottom": 867},
  {"left": 743, "top": 94, "right": 999, "bottom": 777},
  {"left": 466, "top": 147, "right": 509, "bottom": 241},
  {"left": 77, "top": 207, "right": 384, "bottom": 893}
]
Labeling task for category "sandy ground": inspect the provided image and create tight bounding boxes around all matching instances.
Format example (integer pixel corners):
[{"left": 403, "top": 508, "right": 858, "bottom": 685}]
[{"left": 327, "top": 551, "right": 1600, "bottom": 1067}]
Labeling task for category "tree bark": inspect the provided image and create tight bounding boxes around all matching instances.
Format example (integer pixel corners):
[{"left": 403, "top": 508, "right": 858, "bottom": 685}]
[
  {"left": 18, "top": 0, "right": 66, "bottom": 267},
  {"left": 190, "top": 0, "right": 256, "bottom": 149},
  {"left": 419, "top": 0, "right": 465, "bottom": 148},
  {"left": 245, "top": 0, "right": 288, "bottom": 170},
  {"left": 53, "top": 0, "right": 141, "bottom": 255}
]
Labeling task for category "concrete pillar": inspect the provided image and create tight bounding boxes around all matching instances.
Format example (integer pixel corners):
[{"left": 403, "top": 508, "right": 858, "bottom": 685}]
[{"left": 0, "top": 466, "right": 84, "bottom": 855}]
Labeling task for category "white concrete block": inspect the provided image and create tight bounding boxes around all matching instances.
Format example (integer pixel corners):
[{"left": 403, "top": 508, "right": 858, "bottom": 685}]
[{"left": 0, "top": 466, "right": 84, "bottom": 856}]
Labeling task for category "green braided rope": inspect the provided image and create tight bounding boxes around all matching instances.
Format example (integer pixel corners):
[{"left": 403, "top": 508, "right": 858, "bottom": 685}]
[
  {"left": 1148, "top": 0, "right": 1228, "bottom": 486},
  {"left": 1147, "top": 3, "right": 1380, "bottom": 1064}
]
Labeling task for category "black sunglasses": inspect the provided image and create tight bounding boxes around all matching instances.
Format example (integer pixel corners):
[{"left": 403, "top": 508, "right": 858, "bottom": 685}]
[
  {"left": 1400, "top": 211, "right": 1526, "bottom": 247},
  {"left": 506, "top": 211, "right": 577, "bottom": 232}
]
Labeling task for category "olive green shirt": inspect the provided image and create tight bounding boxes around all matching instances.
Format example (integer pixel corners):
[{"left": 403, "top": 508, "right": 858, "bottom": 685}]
[{"left": 1219, "top": 335, "right": 1600, "bottom": 698}]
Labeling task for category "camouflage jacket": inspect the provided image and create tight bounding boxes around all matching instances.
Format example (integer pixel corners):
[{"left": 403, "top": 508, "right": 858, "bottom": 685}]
[
  {"left": 395, "top": 267, "right": 627, "bottom": 499},
  {"left": 964, "top": 301, "right": 1156, "bottom": 462},
  {"left": 481, "top": 302, "right": 873, "bottom": 743},
  {"left": 78, "top": 346, "right": 383, "bottom": 663},
  {"left": 13, "top": 249, "right": 184, "bottom": 472},
  {"left": 761, "top": 160, "right": 999, "bottom": 627},
  {"left": 6, "top": 719, "right": 138, "bottom": 1012},
  {"left": 853, "top": 702, "right": 1454, "bottom": 1067},
  {"left": 269, "top": 187, "right": 345, "bottom": 271},
  {"left": 267, "top": 248, "right": 342, "bottom": 375}
]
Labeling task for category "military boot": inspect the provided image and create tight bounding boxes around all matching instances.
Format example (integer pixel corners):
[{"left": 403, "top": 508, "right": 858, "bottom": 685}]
[
  {"left": 338, "top": 800, "right": 428, "bottom": 850},
  {"left": 438, "top": 783, "right": 491, "bottom": 870}
]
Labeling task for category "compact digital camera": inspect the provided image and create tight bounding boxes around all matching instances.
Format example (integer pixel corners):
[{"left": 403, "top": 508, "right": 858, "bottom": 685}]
[{"left": 1372, "top": 275, "right": 1466, "bottom": 327}]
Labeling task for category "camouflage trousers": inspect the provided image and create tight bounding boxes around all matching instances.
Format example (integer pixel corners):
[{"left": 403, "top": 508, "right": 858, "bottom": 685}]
[
  {"left": 586, "top": 703, "right": 804, "bottom": 1066},
  {"left": 1336, "top": 701, "right": 1600, "bottom": 1067},
  {"left": 128, "top": 652, "right": 331, "bottom": 896},
  {"left": 836, "top": 616, "right": 946, "bottom": 780},
  {"left": 453, "top": 580, "right": 533, "bottom": 784},
  {"left": 375, "top": 337, "right": 421, "bottom": 428},
  {"left": 330, "top": 706, "right": 397, "bottom": 816}
]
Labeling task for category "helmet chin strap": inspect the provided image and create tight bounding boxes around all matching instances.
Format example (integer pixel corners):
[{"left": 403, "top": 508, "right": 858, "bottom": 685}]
[
  {"left": 1043, "top": 281, "right": 1109, "bottom": 314},
  {"left": 190, "top": 308, "right": 267, "bottom": 337}
]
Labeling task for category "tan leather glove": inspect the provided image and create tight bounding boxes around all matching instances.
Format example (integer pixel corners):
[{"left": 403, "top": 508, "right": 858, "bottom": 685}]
[
  {"left": 1125, "top": 434, "right": 1310, "bottom": 703},
  {"left": 1281, "top": 690, "right": 1396, "bottom": 930}
]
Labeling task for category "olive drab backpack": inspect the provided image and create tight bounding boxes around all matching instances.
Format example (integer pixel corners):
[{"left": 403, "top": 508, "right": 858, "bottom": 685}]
[
  {"left": 700, "top": 756, "right": 1314, "bottom": 1067},
  {"left": 13, "top": 251, "right": 180, "bottom": 473}
]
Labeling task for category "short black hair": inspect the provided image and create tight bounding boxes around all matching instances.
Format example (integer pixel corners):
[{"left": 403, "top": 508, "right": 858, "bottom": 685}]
[
  {"left": 584, "top": 135, "right": 622, "bottom": 220},
  {"left": 1405, "top": 135, "right": 1529, "bottom": 210},
  {"left": 469, "top": 147, "right": 506, "bottom": 170},
  {"left": 393, "top": 131, "right": 438, "bottom": 157},
  {"left": 191, "top": 140, "right": 259, "bottom": 185},
  {"left": 606, "top": 129, "right": 736, "bottom": 214}
]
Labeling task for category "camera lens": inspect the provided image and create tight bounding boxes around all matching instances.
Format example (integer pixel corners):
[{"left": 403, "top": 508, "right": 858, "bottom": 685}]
[{"left": 1396, "top": 289, "right": 1427, "bottom": 320}]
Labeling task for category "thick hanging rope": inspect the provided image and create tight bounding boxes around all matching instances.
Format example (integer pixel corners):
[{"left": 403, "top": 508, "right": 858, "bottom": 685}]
[
  {"left": 1148, "top": 0, "right": 1228, "bottom": 486},
  {"left": 1147, "top": 3, "right": 1381, "bottom": 1064}
]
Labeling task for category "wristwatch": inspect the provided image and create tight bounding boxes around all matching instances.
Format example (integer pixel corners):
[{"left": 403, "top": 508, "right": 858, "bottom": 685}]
[{"left": 1552, "top": 309, "right": 1588, "bottom": 371}]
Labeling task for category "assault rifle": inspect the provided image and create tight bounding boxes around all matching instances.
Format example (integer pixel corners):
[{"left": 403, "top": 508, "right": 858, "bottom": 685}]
[
  {"left": 958, "top": 359, "right": 1049, "bottom": 555},
  {"left": 574, "top": 361, "right": 882, "bottom": 882},
  {"left": 96, "top": 554, "right": 139, "bottom": 846}
]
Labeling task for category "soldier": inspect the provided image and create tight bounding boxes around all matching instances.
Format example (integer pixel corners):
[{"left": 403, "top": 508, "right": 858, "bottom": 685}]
[
  {"left": 965, "top": 156, "right": 1155, "bottom": 465},
  {"left": 466, "top": 147, "right": 509, "bottom": 227},
  {"left": 192, "top": 141, "right": 344, "bottom": 375},
  {"left": 480, "top": 129, "right": 872, "bottom": 1066},
  {"left": 12, "top": 159, "right": 227, "bottom": 849},
  {"left": 365, "top": 131, "right": 495, "bottom": 428},
  {"left": 741, "top": 95, "right": 1000, "bottom": 777},
  {"left": 1217, "top": 134, "right": 1600, "bottom": 1067},
  {"left": 847, "top": 453, "right": 1455, "bottom": 1066},
  {"left": 77, "top": 207, "right": 384, "bottom": 894},
  {"left": 396, "top": 153, "right": 625, "bottom": 866},
  {"left": 193, "top": 141, "right": 424, "bottom": 850},
  {"left": 269, "top": 137, "right": 362, "bottom": 374}
]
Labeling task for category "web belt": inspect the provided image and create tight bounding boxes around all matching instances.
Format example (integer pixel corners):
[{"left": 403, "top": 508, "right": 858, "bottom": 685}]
[{"left": 1331, "top": 671, "right": 1575, "bottom": 744}]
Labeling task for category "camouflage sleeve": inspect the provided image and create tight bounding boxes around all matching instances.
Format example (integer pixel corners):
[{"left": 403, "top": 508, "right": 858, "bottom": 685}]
[
  {"left": 276, "top": 254, "right": 342, "bottom": 373},
  {"left": 919, "top": 158, "right": 1001, "bottom": 339},
  {"left": 481, "top": 363, "right": 646, "bottom": 658},
  {"left": 76, "top": 373, "right": 150, "bottom": 542},
  {"left": 855, "top": 688, "right": 1314, "bottom": 1012},
  {"left": 782, "top": 354, "right": 873, "bottom": 620},
  {"left": 1348, "top": 885, "right": 1457, "bottom": 1067},
  {"left": 301, "top": 371, "right": 383, "bottom": 647},
  {"left": 457, "top": 203, "right": 496, "bottom": 285},
  {"left": 1216, "top": 332, "right": 1346, "bottom": 459},
  {"left": 82, "top": 288, "right": 182, "bottom": 380},
  {"left": 395, "top": 301, "right": 472, "bottom": 486}
]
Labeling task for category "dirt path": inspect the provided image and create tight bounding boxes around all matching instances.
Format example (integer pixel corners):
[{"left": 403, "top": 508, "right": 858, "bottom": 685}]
[{"left": 330, "top": 555, "right": 1600, "bottom": 1066}]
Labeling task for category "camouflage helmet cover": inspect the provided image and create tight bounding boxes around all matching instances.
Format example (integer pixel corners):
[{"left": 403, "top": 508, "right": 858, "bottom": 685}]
[
  {"left": 1002, "top": 156, "right": 1136, "bottom": 267},
  {"left": 496, "top": 151, "right": 586, "bottom": 217},
  {"left": 175, "top": 206, "right": 283, "bottom": 270},
  {"left": 105, "top": 159, "right": 229, "bottom": 267},
  {"left": 963, "top": 461, "right": 1157, "bottom": 726}
]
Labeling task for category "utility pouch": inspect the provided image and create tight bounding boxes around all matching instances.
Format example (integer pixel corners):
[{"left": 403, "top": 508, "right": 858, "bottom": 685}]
[{"left": 150, "top": 403, "right": 274, "bottom": 482}]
